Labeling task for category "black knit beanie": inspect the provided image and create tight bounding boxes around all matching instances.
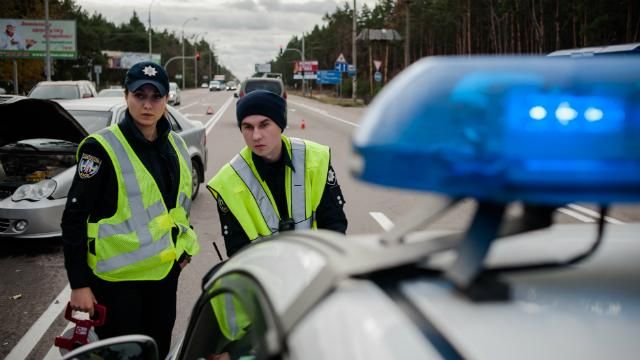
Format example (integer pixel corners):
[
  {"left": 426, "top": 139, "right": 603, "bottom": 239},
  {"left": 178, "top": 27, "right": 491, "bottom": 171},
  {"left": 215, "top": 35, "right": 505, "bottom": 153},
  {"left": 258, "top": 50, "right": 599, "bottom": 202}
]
[{"left": 236, "top": 90, "right": 287, "bottom": 131}]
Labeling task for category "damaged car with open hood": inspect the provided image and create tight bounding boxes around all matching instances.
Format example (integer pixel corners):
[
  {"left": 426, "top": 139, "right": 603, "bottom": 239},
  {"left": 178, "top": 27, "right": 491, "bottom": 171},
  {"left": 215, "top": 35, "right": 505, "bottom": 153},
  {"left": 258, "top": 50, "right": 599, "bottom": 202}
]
[{"left": 0, "top": 96, "right": 207, "bottom": 239}]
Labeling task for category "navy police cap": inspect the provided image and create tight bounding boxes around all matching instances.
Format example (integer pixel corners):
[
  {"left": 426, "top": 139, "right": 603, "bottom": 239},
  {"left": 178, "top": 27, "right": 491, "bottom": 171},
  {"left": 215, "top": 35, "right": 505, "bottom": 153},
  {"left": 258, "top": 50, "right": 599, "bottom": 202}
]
[{"left": 124, "top": 61, "right": 169, "bottom": 96}]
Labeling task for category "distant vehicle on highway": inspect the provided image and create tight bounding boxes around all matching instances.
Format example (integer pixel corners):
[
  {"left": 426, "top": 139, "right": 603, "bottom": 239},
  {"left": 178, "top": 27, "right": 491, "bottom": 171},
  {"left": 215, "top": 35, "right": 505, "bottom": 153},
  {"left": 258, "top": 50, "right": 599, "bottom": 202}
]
[
  {"left": 28, "top": 80, "right": 97, "bottom": 100},
  {"left": 97, "top": 88, "right": 125, "bottom": 98},
  {"left": 209, "top": 80, "right": 223, "bottom": 91},
  {"left": 238, "top": 77, "right": 286, "bottom": 99},
  {"left": 0, "top": 97, "right": 207, "bottom": 239}
]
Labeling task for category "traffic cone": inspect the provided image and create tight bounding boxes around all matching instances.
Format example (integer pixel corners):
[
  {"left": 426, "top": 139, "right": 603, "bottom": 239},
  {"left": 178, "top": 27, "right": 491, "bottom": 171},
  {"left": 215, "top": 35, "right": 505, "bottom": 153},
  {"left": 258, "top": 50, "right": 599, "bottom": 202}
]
[
  {"left": 206, "top": 106, "right": 214, "bottom": 114},
  {"left": 300, "top": 119, "right": 306, "bottom": 129}
]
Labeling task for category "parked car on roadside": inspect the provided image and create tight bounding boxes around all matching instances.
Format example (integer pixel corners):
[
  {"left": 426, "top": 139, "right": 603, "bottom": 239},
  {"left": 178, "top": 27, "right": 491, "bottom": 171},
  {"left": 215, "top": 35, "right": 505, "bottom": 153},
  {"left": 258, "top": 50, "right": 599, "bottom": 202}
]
[
  {"left": 0, "top": 97, "right": 207, "bottom": 239},
  {"left": 238, "top": 77, "right": 286, "bottom": 99},
  {"left": 169, "top": 82, "right": 181, "bottom": 106},
  {"left": 28, "top": 80, "right": 97, "bottom": 100},
  {"left": 97, "top": 88, "right": 125, "bottom": 98}
]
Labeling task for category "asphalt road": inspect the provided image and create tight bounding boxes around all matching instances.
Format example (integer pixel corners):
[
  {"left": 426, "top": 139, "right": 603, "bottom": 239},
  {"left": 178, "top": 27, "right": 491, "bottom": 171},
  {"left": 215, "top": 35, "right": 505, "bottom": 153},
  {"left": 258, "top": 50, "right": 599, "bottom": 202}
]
[{"left": 1, "top": 88, "right": 638, "bottom": 359}]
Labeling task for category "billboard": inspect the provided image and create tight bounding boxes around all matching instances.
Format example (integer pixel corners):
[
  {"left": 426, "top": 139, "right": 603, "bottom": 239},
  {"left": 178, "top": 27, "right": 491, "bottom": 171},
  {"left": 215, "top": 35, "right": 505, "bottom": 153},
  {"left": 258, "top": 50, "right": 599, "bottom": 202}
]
[
  {"left": 293, "top": 60, "right": 318, "bottom": 80},
  {"left": 255, "top": 63, "right": 271, "bottom": 73},
  {"left": 103, "top": 50, "right": 161, "bottom": 69},
  {"left": 0, "top": 19, "right": 77, "bottom": 59}
]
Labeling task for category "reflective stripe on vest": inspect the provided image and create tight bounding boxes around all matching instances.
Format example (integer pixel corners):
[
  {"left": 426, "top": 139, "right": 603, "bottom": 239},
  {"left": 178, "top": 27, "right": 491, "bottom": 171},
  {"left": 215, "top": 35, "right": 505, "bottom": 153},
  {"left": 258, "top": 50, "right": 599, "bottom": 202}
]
[
  {"left": 289, "top": 138, "right": 311, "bottom": 229},
  {"left": 92, "top": 130, "right": 192, "bottom": 274},
  {"left": 171, "top": 133, "right": 193, "bottom": 214},
  {"left": 229, "top": 138, "right": 311, "bottom": 232}
]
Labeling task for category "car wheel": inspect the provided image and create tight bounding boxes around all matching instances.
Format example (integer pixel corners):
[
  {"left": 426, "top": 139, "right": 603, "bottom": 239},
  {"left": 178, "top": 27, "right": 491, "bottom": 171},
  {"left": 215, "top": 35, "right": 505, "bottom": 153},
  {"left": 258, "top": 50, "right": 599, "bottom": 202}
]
[{"left": 191, "top": 159, "right": 201, "bottom": 200}]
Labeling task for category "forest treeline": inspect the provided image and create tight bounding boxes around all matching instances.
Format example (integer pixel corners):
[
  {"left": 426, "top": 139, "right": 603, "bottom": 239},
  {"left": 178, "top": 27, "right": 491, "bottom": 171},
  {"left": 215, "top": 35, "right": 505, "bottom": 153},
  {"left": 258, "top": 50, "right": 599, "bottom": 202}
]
[
  {"left": 274, "top": 0, "right": 639, "bottom": 98},
  {"left": 1, "top": 0, "right": 638, "bottom": 96}
]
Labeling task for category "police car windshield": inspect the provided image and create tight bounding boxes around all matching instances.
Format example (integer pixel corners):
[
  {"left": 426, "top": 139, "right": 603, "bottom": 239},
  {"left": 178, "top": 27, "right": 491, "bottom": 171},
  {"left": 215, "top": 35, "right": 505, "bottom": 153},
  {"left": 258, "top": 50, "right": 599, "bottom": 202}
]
[{"left": 67, "top": 110, "right": 112, "bottom": 134}]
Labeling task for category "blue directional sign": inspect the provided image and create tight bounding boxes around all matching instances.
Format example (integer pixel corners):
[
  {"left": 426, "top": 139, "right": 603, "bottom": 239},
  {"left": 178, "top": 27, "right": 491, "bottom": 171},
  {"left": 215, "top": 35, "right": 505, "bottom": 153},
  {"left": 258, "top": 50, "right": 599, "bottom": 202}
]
[
  {"left": 374, "top": 71, "right": 382, "bottom": 82},
  {"left": 335, "top": 62, "right": 348, "bottom": 72},
  {"left": 317, "top": 70, "right": 342, "bottom": 85}
]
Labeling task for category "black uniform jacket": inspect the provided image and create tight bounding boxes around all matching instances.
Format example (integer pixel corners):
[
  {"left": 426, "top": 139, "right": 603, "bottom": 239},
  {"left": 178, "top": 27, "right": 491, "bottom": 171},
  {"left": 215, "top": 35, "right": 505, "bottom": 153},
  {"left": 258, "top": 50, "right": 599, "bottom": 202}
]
[
  {"left": 215, "top": 143, "right": 348, "bottom": 257},
  {"left": 61, "top": 111, "right": 179, "bottom": 289}
]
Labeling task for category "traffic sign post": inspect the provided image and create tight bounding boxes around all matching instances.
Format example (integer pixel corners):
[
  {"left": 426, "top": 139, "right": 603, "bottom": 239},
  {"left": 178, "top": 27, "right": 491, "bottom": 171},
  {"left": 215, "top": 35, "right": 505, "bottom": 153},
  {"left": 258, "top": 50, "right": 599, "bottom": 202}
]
[{"left": 335, "top": 62, "right": 348, "bottom": 72}]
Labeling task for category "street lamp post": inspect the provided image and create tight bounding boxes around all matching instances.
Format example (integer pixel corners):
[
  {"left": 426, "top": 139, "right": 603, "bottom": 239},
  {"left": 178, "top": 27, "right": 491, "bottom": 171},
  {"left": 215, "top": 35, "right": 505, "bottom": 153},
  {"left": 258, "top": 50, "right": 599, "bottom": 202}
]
[
  {"left": 181, "top": 17, "right": 197, "bottom": 89},
  {"left": 147, "top": 0, "right": 157, "bottom": 60}
]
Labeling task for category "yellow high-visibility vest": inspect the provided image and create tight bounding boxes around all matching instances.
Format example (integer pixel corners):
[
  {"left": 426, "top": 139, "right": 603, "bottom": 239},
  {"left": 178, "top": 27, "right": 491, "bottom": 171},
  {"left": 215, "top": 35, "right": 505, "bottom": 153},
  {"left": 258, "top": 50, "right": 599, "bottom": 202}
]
[
  {"left": 80, "top": 125, "right": 200, "bottom": 281},
  {"left": 208, "top": 135, "right": 330, "bottom": 241}
]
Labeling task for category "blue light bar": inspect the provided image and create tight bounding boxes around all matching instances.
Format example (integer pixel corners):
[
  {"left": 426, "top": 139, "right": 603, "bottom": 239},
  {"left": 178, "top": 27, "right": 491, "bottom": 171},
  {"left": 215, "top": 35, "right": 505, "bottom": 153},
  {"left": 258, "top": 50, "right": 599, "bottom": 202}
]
[{"left": 352, "top": 56, "right": 640, "bottom": 204}]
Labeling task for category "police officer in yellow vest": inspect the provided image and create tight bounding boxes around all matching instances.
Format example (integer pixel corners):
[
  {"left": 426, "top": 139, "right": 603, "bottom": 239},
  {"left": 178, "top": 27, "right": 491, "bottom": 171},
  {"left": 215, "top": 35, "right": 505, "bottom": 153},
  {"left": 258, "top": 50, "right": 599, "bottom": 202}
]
[
  {"left": 61, "top": 61, "right": 199, "bottom": 358},
  {"left": 208, "top": 90, "right": 347, "bottom": 257}
]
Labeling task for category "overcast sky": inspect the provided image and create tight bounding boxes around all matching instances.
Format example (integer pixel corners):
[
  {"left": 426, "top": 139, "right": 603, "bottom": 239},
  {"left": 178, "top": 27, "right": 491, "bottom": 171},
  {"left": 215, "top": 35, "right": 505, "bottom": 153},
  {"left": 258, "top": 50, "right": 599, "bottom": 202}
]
[{"left": 74, "top": 0, "right": 377, "bottom": 81}]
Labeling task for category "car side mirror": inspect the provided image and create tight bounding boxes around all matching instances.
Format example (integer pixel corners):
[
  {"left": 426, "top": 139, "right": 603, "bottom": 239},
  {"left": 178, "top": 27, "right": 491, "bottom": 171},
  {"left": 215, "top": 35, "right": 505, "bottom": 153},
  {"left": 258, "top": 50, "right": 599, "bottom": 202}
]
[{"left": 62, "top": 334, "right": 158, "bottom": 360}]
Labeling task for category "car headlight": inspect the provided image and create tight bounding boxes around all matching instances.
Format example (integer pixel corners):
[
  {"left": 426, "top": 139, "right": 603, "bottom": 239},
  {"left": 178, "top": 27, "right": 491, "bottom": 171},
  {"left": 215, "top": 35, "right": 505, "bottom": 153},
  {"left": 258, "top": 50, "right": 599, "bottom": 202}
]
[{"left": 11, "top": 179, "right": 57, "bottom": 201}]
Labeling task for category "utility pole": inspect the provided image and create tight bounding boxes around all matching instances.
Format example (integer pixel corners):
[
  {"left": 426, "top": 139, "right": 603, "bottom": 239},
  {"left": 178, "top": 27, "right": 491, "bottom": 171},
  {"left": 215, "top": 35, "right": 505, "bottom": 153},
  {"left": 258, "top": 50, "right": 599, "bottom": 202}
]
[
  {"left": 194, "top": 46, "right": 197, "bottom": 87},
  {"left": 209, "top": 48, "right": 212, "bottom": 82},
  {"left": 302, "top": 33, "right": 306, "bottom": 96},
  {"left": 404, "top": 0, "right": 411, "bottom": 68},
  {"left": 45, "top": 0, "right": 51, "bottom": 81},
  {"left": 181, "top": 17, "right": 197, "bottom": 89},
  {"left": 352, "top": 0, "right": 357, "bottom": 101},
  {"left": 148, "top": 0, "right": 156, "bottom": 60}
]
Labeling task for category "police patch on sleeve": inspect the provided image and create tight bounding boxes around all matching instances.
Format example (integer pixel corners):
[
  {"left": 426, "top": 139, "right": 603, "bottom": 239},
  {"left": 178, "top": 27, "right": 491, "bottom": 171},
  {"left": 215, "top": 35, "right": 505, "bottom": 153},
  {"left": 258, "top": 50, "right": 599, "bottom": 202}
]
[
  {"left": 327, "top": 168, "right": 337, "bottom": 186},
  {"left": 78, "top": 153, "right": 102, "bottom": 179}
]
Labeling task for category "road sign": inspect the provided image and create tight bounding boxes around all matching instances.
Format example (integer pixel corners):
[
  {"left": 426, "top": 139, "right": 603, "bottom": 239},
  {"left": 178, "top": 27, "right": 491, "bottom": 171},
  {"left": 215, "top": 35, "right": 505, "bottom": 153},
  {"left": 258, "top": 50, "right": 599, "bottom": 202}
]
[
  {"left": 93, "top": 65, "right": 102, "bottom": 75},
  {"left": 374, "top": 71, "right": 382, "bottom": 82},
  {"left": 175, "top": 74, "right": 182, "bottom": 79},
  {"left": 336, "top": 53, "right": 347, "bottom": 63},
  {"left": 335, "top": 62, "right": 348, "bottom": 72},
  {"left": 317, "top": 70, "right": 342, "bottom": 85},
  {"left": 374, "top": 60, "right": 382, "bottom": 71},
  {"left": 348, "top": 64, "right": 356, "bottom": 77}
]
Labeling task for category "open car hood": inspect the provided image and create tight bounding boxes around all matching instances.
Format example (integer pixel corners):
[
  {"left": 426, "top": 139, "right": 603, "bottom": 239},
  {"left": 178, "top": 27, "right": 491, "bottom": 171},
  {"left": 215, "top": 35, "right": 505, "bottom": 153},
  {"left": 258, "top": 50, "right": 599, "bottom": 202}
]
[{"left": 0, "top": 98, "right": 87, "bottom": 147}]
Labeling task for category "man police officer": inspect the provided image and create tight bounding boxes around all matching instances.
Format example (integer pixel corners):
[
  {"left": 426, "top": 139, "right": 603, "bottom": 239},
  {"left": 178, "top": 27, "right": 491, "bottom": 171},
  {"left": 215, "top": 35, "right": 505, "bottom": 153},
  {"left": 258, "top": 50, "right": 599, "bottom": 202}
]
[
  {"left": 61, "top": 61, "right": 200, "bottom": 358},
  {"left": 207, "top": 90, "right": 347, "bottom": 257}
]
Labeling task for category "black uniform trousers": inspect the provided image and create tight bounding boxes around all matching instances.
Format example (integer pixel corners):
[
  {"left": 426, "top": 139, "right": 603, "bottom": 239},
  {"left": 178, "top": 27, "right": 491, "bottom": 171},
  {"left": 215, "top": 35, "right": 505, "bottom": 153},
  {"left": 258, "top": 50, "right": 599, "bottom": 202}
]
[{"left": 90, "top": 263, "right": 181, "bottom": 359}]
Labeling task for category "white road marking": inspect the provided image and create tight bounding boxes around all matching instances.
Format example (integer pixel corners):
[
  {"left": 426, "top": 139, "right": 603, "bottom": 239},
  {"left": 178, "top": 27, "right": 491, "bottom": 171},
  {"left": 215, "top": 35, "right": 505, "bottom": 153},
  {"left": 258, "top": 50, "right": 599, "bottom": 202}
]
[
  {"left": 566, "top": 203, "right": 626, "bottom": 224},
  {"left": 369, "top": 212, "right": 394, "bottom": 231},
  {"left": 6, "top": 284, "right": 70, "bottom": 360},
  {"left": 557, "top": 208, "right": 596, "bottom": 223},
  {"left": 287, "top": 100, "right": 359, "bottom": 127},
  {"left": 178, "top": 101, "right": 200, "bottom": 111},
  {"left": 206, "top": 96, "right": 235, "bottom": 134}
]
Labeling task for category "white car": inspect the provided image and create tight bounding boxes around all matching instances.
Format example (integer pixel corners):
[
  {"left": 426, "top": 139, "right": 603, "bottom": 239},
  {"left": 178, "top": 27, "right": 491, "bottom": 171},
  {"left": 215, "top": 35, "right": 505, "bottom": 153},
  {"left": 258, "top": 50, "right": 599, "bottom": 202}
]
[
  {"left": 0, "top": 97, "right": 207, "bottom": 239},
  {"left": 64, "top": 56, "right": 640, "bottom": 360}
]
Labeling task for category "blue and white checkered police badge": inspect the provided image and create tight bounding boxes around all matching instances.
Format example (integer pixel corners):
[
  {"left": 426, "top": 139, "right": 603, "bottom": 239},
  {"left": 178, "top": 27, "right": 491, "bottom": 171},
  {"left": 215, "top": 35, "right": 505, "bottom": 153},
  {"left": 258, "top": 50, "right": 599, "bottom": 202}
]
[{"left": 78, "top": 153, "right": 102, "bottom": 179}]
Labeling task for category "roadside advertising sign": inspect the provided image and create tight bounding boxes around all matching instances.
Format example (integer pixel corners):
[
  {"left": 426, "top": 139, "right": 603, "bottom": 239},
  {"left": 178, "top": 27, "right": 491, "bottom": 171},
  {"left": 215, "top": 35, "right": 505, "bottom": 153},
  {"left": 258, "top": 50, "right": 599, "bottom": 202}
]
[
  {"left": 255, "top": 63, "right": 271, "bottom": 73},
  {"left": 293, "top": 60, "right": 318, "bottom": 80},
  {"left": 0, "top": 18, "right": 77, "bottom": 59},
  {"left": 103, "top": 50, "right": 161, "bottom": 69},
  {"left": 316, "top": 70, "right": 342, "bottom": 85}
]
